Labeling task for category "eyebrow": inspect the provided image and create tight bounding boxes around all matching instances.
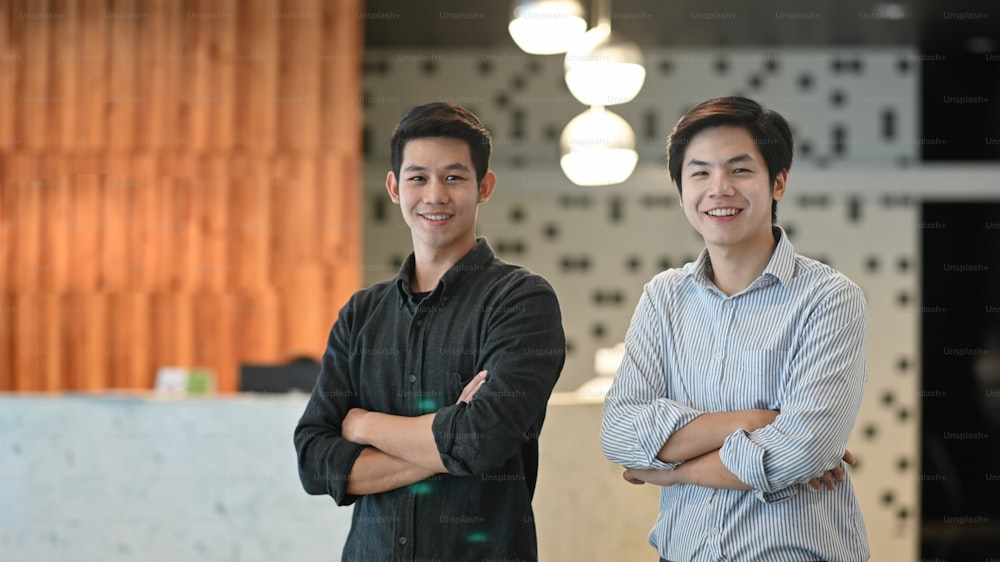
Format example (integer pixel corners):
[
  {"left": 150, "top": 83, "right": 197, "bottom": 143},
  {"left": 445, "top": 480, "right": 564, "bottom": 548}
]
[
  {"left": 402, "top": 163, "right": 473, "bottom": 173},
  {"left": 687, "top": 154, "right": 754, "bottom": 167}
]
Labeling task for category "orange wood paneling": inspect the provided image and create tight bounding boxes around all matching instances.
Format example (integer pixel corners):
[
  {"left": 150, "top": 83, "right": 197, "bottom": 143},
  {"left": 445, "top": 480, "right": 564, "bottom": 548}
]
[
  {"left": 138, "top": 0, "right": 184, "bottom": 154},
  {"left": 50, "top": 1, "right": 81, "bottom": 151},
  {"left": 63, "top": 293, "right": 108, "bottom": 390},
  {"left": 193, "top": 291, "right": 236, "bottom": 392},
  {"left": 40, "top": 155, "right": 71, "bottom": 292},
  {"left": 14, "top": 293, "right": 41, "bottom": 391},
  {"left": 18, "top": 0, "right": 51, "bottom": 151},
  {"left": 0, "top": 0, "right": 362, "bottom": 392},
  {"left": 198, "top": 155, "right": 230, "bottom": 292},
  {"left": 0, "top": 1, "right": 15, "bottom": 147},
  {"left": 150, "top": 292, "right": 194, "bottom": 375},
  {"left": 106, "top": 0, "right": 141, "bottom": 152},
  {"left": 0, "top": 154, "right": 13, "bottom": 294},
  {"left": 12, "top": 154, "right": 41, "bottom": 291},
  {"left": 0, "top": 294, "right": 11, "bottom": 391},
  {"left": 129, "top": 154, "right": 158, "bottom": 290},
  {"left": 236, "top": 290, "right": 281, "bottom": 365},
  {"left": 109, "top": 292, "right": 150, "bottom": 389},
  {"left": 227, "top": 159, "right": 271, "bottom": 292},
  {"left": 70, "top": 171, "right": 103, "bottom": 293},
  {"left": 40, "top": 294, "right": 62, "bottom": 391},
  {"left": 101, "top": 156, "right": 132, "bottom": 292},
  {"left": 277, "top": 0, "right": 322, "bottom": 153},
  {"left": 203, "top": 0, "right": 237, "bottom": 152},
  {"left": 234, "top": 0, "right": 278, "bottom": 154},
  {"left": 75, "top": 3, "right": 109, "bottom": 150}
]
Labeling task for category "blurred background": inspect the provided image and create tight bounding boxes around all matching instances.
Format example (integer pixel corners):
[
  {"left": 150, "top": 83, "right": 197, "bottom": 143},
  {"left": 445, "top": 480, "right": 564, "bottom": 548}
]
[{"left": 1, "top": 0, "right": 998, "bottom": 560}]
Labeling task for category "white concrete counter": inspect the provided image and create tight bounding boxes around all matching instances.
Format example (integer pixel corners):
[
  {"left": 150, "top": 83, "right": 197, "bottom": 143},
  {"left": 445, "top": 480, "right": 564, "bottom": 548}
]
[{"left": 0, "top": 392, "right": 659, "bottom": 561}]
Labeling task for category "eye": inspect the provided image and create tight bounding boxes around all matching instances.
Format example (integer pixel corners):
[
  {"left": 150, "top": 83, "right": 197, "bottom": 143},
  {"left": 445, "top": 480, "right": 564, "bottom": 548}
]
[
  {"left": 445, "top": 175, "right": 464, "bottom": 182},
  {"left": 690, "top": 170, "right": 708, "bottom": 177},
  {"left": 407, "top": 175, "right": 426, "bottom": 182}
]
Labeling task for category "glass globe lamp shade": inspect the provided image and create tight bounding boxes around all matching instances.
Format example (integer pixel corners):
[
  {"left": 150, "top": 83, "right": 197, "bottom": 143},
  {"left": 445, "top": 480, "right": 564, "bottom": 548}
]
[
  {"left": 565, "top": 26, "right": 646, "bottom": 106},
  {"left": 508, "top": 0, "right": 588, "bottom": 55},
  {"left": 559, "top": 107, "right": 638, "bottom": 186}
]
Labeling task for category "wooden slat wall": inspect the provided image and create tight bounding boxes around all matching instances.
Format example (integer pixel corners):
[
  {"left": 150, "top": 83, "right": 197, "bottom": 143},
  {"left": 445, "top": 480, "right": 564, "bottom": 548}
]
[{"left": 0, "top": 0, "right": 363, "bottom": 393}]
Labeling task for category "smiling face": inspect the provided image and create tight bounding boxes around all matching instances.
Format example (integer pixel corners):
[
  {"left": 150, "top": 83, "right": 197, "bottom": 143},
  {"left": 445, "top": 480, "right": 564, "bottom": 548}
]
[
  {"left": 386, "top": 136, "right": 495, "bottom": 262},
  {"left": 679, "top": 125, "right": 786, "bottom": 254}
]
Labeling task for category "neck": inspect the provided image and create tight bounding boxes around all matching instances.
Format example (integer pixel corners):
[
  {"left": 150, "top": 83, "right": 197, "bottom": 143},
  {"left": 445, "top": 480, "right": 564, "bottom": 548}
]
[
  {"left": 705, "top": 228, "right": 777, "bottom": 296},
  {"left": 410, "top": 238, "right": 476, "bottom": 293}
]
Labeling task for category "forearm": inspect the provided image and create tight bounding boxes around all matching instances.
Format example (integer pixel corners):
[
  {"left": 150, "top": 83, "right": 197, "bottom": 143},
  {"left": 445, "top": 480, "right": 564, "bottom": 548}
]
[
  {"left": 656, "top": 409, "right": 778, "bottom": 463},
  {"left": 674, "top": 449, "right": 753, "bottom": 489},
  {"left": 627, "top": 449, "right": 751, "bottom": 490},
  {"left": 346, "top": 447, "right": 438, "bottom": 496},
  {"left": 351, "top": 411, "right": 447, "bottom": 473}
]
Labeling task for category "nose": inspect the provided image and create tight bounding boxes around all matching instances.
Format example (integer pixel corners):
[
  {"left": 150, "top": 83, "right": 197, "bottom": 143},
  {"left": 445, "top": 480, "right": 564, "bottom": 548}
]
[
  {"left": 708, "top": 174, "right": 735, "bottom": 197},
  {"left": 424, "top": 176, "right": 450, "bottom": 204}
]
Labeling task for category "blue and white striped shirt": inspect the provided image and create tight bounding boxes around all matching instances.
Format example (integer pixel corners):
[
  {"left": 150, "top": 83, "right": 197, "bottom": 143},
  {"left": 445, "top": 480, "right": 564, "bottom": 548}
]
[{"left": 601, "top": 227, "right": 870, "bottom": 562}]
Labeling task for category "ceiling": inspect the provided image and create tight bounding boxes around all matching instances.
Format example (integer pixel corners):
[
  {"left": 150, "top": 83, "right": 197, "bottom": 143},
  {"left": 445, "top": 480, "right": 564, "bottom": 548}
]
[{"left": 362, "top": 0, "right": 999, "bottom": 51}]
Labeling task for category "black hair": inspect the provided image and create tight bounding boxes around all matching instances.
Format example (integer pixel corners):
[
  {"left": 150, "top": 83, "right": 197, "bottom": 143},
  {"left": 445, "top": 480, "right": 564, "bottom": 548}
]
[
  {"left": 389, "top": 102, "right": 492, "bottom": 185},
  {"left": 666, "top": 96, "right": 793, "bottom": 223}
]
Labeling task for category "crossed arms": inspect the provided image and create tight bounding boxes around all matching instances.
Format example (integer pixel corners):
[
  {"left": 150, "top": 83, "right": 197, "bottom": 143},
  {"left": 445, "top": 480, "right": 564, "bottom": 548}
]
[
  {"left": 339, "top": 371, "right": 487, "bottom": 496},
  {"left": 600, "top": 281, "right": 868, "bottom": 499},
  {"left": 621, "top": 409, "right": 855, "bottom": 491},
  {"left": 294, "top": 280, "right": 565, "bottom": 505}
]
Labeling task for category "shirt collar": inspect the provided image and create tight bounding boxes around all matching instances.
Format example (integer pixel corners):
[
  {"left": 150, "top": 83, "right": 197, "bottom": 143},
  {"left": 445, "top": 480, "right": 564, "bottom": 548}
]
[
  {"left": 395, "top": 237, "right": 495, "bottom": 305},
  {"left": 686, "top": 226, "right": 795, "bottom": 289}
]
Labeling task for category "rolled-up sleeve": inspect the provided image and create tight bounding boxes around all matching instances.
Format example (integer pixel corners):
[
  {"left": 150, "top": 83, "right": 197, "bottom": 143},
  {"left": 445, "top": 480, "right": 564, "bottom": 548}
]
[
  {"left": 719, "top": 282, "right": 867, "bottom": 501},
  {"left": 601, "top": 283, "right": 704, "bottom": 470},
  {"left": 432, "top": 277, "right": 565, "bottom": 476},
  {"left": 293, "top": 301, "right": 367, "bottom": 506}
]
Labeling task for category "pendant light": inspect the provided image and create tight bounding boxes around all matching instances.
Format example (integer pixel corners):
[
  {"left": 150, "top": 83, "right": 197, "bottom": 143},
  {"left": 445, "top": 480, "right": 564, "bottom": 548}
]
[
  {"left": 559, "top": 106, "right": 638, "bottom": 186},
  {"left": 564, "top": 21, "right": 646, "bottom": 106},
  {"left": 508, "top": 0, "right": 589, "bottom": 55}
]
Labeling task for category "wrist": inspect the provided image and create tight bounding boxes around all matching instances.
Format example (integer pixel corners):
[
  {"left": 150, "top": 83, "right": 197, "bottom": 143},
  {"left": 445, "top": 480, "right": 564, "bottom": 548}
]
[{"left": 344, "top": 408, "right": 374, "bottom": 445}]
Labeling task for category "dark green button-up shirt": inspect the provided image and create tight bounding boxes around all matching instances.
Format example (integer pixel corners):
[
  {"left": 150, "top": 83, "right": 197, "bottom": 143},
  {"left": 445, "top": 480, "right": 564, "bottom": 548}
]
[{"left": 294, "top": 238, "right": 566, "bottom": 561}]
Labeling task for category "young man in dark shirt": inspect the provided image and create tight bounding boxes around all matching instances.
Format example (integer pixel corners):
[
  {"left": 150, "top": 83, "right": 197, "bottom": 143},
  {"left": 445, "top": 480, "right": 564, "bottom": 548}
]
[{"left": 294, "top": 102, "right": 566, "bottom": 561}]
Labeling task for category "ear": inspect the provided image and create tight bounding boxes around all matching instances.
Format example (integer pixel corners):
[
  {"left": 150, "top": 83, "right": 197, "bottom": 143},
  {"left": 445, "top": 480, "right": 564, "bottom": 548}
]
[
  {"left": 771, "top": 169, "right": 788, "bottom": 202},
  {"left": 477, "top": 170, "right": 497, "bottom": 203},
  {"left": 385, "top": 171, "right": 400, "bottom": 204}
]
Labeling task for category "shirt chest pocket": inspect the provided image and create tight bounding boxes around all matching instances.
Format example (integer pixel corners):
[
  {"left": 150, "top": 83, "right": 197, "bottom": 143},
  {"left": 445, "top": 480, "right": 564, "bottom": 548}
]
[{"left": 728, "top": 349, "right": 784, "bottom": 410}]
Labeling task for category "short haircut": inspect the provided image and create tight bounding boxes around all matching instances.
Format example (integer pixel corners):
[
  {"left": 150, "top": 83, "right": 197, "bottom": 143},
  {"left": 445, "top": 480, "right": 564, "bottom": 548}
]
[
  {"left": 389, "top": 102, "right": 492, "bottom": 185},
  {"left": 666, "top": 96, "right": 794, "bottom": 223}
]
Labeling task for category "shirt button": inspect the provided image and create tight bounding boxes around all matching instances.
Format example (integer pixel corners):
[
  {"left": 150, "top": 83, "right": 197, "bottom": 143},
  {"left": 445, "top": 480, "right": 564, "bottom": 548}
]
[
  {"left": 416, "top": 319, "right": 424, "bottom": 327},
  {"left": 408, "top": 374, "right": 417, "bottom": 383},
  {"left": 715, "top": 351, "right": 724, "bottom": 361},
  {"left": 724, "top": 300, "right": 734, "bottom": 309},
  {"left": 710, "top": 527, "right": 720, "bottom": 535},
  {"left": 399, "top": 536, "right": 407, "bottom": 545}
]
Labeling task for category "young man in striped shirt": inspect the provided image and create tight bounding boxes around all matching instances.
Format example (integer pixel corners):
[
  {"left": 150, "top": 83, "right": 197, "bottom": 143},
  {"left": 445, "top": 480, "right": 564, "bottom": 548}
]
[{"left": 601, "top": 96, "right": 870, "bottom": 562}]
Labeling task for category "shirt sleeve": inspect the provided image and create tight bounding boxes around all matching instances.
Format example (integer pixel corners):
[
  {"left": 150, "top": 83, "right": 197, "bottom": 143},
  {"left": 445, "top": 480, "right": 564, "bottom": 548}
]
[
  {"left": 719, "top": 281, "right": 868, "bottom": 502},
  {"left": 432, "top": 275, "right": 566, "bottom": 476},
  {"left": 601, "top": 281, "right": 705, "bottom": 470},
  {"left": 293, "top": 299, "right": 367, "bottom": 506}
]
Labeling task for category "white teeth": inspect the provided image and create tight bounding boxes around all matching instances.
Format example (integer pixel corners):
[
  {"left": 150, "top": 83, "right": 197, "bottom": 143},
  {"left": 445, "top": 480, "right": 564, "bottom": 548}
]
[
  {"left": 423, "top": 214, "right": 450, "bottom": 221},
  {"left": 707, "top": 208, "right": 740, "bottom": 217}
]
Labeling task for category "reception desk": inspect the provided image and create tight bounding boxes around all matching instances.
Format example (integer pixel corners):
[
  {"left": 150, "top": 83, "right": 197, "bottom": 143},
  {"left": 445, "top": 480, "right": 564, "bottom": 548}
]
[{"left": 0, "top": 393, "right": 659, "bottom": 561}]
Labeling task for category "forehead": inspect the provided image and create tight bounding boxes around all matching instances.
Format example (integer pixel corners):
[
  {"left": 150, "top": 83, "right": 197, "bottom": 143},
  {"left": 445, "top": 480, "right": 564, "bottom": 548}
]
[
  {"left": 401, "top": 137, "right": 473, "bottom": 167},
  {"left": 684, "top": 125, "right": 764, "bottom": 162}
]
